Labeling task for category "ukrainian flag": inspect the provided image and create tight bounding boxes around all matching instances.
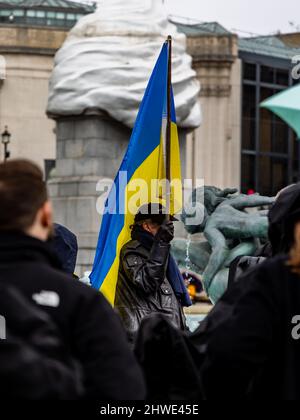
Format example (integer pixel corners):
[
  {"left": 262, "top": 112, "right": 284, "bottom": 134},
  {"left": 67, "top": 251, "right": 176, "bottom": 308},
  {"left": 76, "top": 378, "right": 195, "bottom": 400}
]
[{"left": 90, "top": 42, "right": 182, "bottom": 305}]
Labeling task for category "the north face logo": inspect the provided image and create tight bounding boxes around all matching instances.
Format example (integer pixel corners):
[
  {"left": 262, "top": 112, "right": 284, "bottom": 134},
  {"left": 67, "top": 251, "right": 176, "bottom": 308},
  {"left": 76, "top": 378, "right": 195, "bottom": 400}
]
[
  {"left": 32, "top": 291, "right": 60, "bottom": 308},
  {"left": 0, "top": 315, "right": 6, "bottom": 340}
]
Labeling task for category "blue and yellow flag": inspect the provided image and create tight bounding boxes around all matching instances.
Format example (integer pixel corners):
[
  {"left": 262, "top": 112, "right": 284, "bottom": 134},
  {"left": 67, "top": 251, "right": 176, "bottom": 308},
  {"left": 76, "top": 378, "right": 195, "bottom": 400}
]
[{"left": 90, "top": 42, "right": 182, "bottom": 305}]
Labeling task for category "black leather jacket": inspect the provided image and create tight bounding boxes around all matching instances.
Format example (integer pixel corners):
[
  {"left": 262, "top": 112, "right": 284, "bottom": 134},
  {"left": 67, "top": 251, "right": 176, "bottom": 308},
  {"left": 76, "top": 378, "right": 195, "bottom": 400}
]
[{"left": 115, "top": 234, "right": 186, "bottom": 342}]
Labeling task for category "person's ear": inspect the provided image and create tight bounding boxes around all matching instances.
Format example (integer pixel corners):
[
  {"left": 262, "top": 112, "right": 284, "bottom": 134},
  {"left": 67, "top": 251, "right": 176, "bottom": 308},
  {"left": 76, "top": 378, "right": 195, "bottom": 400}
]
[
  {"left": 40, "top": 201, "right": 53, "bottom": 229},
  {"left": 142, "top": 221, "right": 149, "bottom": 232},
  {"left": 295, "top": 222, "right": 300, "bottom": 244}
]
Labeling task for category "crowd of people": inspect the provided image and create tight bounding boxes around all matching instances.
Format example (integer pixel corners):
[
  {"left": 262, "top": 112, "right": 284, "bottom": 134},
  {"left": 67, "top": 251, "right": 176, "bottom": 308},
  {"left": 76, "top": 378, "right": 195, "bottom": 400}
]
[{"left": 2, "top": 158, "right": 300, "bottom": 400}]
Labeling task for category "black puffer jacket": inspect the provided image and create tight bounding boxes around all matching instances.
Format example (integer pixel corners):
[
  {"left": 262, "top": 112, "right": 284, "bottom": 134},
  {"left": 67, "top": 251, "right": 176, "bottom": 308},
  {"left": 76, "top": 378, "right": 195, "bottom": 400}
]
[
  {"left": 200, "top": 256, "right": 300, "bottom": 400},
  {"left": 0, "top": 232, "right": 146, "bottom": 400},
  {"left": 0, "top": 284, "right": 82, "bottom": 399},
  {"left": 115, "top": 230, "right": 186, "bottom": 342}
]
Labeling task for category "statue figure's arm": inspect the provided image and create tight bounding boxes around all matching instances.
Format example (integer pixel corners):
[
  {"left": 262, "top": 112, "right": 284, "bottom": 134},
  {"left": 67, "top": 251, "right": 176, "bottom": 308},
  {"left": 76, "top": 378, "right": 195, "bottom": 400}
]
[
  {"left": 228, "top": 195, "right": 275, "bottom": 210},
  {"left": 210, "top": 189, "right": 239, "bottom": 210},
  {"left": 217, "top": 188, "right": 238, "bottom": 197},
  {"left": 202, "top": 227, "right": 229, "bottom": 292}
]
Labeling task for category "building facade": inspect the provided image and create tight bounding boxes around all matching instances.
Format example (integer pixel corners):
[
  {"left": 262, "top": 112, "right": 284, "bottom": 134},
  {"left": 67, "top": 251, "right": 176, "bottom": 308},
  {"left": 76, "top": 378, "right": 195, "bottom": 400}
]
[
  {"left": 176, "top": 22, "right": 242, "bottom": 190},
  {"left": 240, "top": 37, "right": 300, "bottom": 196},
  {"left": 0, "top": 3, "right": 299, "bottom": 196},
  {"left": 0, "top": 0, "right": 94, "bottom": 171},
  {"left": 176, "top": 20, "right": 300, "bottom": 195}
]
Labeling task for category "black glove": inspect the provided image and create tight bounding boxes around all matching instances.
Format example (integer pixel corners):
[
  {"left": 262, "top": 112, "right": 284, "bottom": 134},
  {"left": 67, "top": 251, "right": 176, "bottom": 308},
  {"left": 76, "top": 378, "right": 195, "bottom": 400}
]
[{"left": 156, "top": 221, "right": 174, "bottom": 243}]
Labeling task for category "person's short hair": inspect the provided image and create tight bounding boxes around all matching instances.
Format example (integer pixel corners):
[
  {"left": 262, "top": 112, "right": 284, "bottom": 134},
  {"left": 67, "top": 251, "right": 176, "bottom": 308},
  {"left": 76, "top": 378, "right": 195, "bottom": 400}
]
[{"left": 0, "top": 159, "right": 48, "bottom": 232}]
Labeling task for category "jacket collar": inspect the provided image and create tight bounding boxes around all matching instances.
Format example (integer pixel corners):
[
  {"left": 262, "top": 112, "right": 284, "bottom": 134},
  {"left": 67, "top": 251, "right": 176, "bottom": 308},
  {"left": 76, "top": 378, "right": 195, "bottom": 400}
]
[
  {"left": 0, "top": 231, "right": 62, "bottom": 269},
  {"left": 131, "top": 225, "right": 154, "bottom": 251}
]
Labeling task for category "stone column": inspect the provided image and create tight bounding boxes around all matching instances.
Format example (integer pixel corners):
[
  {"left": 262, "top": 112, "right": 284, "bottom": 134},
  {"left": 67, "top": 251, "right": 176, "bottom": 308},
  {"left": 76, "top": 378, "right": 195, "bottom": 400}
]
[
  {"left": 48, "top": 112, "right": 188, "bottom": 275},
  {"left": 48, "top": 112, "right": 131, "bottom": 276},
  {"left": 186, "top": 33, "right": 241, "bottom": 189}
]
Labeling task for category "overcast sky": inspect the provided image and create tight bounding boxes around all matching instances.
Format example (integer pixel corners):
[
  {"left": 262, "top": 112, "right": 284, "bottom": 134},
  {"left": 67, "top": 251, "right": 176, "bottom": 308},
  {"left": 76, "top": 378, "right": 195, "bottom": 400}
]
[{"left": 164, "top": 0, "right": 300, "bottom": 36}]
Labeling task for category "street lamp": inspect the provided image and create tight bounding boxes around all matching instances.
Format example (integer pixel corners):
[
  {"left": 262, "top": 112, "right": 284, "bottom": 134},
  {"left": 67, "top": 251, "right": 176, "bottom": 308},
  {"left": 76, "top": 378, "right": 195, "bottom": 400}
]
[{"left": 1, "top": 126, "right": 11, "bottom": 162}]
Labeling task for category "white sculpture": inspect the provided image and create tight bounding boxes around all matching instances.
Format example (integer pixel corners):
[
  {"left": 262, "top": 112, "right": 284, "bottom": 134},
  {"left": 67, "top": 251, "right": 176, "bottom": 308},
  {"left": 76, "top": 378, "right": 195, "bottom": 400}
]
[{"left": 47, "top": 0, "right": 201, "bottom": 129}]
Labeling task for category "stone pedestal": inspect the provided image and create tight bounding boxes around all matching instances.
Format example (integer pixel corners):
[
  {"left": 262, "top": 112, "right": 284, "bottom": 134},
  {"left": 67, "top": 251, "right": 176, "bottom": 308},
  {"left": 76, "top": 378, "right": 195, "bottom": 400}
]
[
  {"left": 185, "top": 32, "right": 241, "bottom": 189},
  {"left": 48, "top": 113, "right": 131, "bottom": 275},
  {"left": 48, "top": 112, "right": 188, "bottom": 276}
]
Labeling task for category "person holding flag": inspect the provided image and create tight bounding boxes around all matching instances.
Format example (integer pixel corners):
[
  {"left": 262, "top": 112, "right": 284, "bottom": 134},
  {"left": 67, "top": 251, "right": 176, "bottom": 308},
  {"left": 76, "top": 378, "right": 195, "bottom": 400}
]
[
  {"left": 91, "top": 37, "right": 192, "bottom": 341},
  {"left": 115, "top": 203, "right": 191, "bottom": 342}
]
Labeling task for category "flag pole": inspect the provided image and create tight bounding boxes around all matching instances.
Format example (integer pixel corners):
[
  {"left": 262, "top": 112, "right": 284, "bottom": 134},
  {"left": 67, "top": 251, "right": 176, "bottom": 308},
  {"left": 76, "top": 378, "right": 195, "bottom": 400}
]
[{"left": 166, "top": 35, "right": 172, "bottom": 221}]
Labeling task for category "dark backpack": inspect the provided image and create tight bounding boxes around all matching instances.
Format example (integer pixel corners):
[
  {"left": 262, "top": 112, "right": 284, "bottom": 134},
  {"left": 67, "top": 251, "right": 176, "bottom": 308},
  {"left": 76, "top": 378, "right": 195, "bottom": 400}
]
[
  {"left": 228, "top": 256, "right": 266, "bottom": 288},
  {"left": 135, "top": 314, "right": 204, "bottom": 400}
]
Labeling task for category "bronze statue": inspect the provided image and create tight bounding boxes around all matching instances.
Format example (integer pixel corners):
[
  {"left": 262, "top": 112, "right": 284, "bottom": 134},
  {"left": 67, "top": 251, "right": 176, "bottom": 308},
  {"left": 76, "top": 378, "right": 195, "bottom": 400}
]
[{"left": 173, "top": 187, "right": 275, "bottom": 303}]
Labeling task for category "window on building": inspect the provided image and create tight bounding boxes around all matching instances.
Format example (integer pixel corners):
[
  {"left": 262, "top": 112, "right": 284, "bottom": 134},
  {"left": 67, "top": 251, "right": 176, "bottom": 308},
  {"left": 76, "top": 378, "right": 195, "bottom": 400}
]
[
  {"left": 276, "top": 68, "right": 289, "bottom": 85},
  {"left": 0, "top": 6, "right": 88, "bottom": 27},
  {"left": 56, "top": 12, "right": 65, "bottom": 20},
  {"left": 261, "top": 65, "right": 275, "bottom": 84},
  {"left": 0, "top": 10, "right": 12, "bottom": 16},
  {"left": 47, "top": 11, "right": 55, "bottom": 18},
  {"left": 241, "top": 62, "right": 297, "bottom": 196},
  {"left": 36, "top": 11, "right": 46, "bottom": 18},
  {"left": 13, "top": 10, "right": 24, "bottom": 17},
  {"left": 67, "top": 13, "right": 76, "bottom": 20},
  {"left": 26, "top": 10, "right": 36, "bottom": 17},
  {"left": 242, "top": 84, "right": 256, "bottom": 151},
  {"left": 241, "top": 154, "right": 256, "bottom": 194},
  {"left": 243, "top": 63, "right": 256, "bottom": 81}
]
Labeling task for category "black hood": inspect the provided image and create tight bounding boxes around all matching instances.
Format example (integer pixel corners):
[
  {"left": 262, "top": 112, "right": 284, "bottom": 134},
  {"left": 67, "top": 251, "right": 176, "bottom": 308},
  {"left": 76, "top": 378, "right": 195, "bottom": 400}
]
[
  {"left": 0, "top": 232, "right": 62, "bottom": 269},
  {"left": 268, "top": 184, "right": 300, "bottom": 255},
  {"left": 52, "top": 224, "right": 78, "bottom": 275}
]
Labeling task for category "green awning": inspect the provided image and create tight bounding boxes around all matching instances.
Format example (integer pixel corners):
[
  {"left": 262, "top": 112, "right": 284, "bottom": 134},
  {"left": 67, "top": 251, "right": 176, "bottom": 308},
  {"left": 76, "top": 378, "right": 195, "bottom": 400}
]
[{"left": 261, "top": 84, "right": 300, "bottom": 139}]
